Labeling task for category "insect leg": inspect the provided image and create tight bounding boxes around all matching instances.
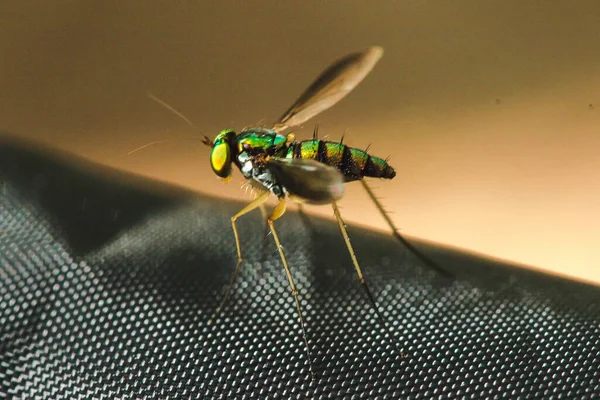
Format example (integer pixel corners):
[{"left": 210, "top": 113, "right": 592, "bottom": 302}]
[
  {"left": 360, "top": 179, "right": 453, "bottom": 278},
  {"left": 267, "top": 199, "right": 316, "bottom": 380},
  {"left": 259, "top": 203, "right": 269, "bottom": 225},
  {"left": 331, "top": 200, "right": 408, "bottom": 358},
  {"left": 209, "top": 191, "right": 270, "bottom": 323},
  {"left": 258, "top": 203, "right": 271, "bottom": 262}
]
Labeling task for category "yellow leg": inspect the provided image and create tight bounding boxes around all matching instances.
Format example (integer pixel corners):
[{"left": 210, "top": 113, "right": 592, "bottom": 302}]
[
  {"left": 359, "top": 180, "right": 452, "bottom": 278},
  {"left": 209, "top": 191, "right": 270, "bottom": 324},
  {"left": 331, "top": 200, "right": 408, "bottom": 358},
  {"left": 267, "top": 198, "right": 316, "bottom": 380},
  {"left": 259, "top": 204, "right": 269, "bottom": 224},
  {"left": 258, "top": 204, "right": 271, "bottom": 262}
]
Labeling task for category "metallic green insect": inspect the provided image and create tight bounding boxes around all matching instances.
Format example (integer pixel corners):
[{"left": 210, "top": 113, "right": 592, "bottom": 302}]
[{"left": 146, "top": 46, "right": 447, "bottom": 379}]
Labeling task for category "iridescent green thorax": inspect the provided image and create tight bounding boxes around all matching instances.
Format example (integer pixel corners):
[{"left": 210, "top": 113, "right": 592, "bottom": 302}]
[
  {"left": 235, "top": 128, "right": 287, "bottom": 156},
  {"left": 286, "top": 139, "right": 395, "bottom": 182}
]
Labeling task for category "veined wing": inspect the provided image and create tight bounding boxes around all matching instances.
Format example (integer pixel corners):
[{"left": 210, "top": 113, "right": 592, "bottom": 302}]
[
  {"left": 273, "top": 46, "right": 384, "bottom": 132},
  {"left": 266, "top": 157, "right": 345, "bottom": 204}
]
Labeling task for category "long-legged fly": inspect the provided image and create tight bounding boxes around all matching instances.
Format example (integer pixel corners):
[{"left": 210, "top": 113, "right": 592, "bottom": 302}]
[{"left": 139, "top": 46, "right": 449, "bottom": 379}]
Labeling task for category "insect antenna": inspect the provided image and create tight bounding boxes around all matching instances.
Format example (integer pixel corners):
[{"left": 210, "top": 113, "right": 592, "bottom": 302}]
[
  {"left": 201, "top": 136, "right": 213, "bottom": 147},
  {"left": 360, "top": 180, "right": 453, "bottom": 278},
  {"left": 127, "top": 137, "right": 205, "bottom": 155},
  {"left": 147, "top": 91, "right": 214, "bottom": 148},
  {"left": 147, "top": 92, "right": 197, "bottom": 131},
  {"left": 313, "top": 123, "right": 319, "bottom": 140}
]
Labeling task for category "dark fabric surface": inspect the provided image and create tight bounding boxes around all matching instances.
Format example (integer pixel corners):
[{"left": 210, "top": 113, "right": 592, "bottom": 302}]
[{"left": 1, "top": 135, "right": 599, "bottom": 399}]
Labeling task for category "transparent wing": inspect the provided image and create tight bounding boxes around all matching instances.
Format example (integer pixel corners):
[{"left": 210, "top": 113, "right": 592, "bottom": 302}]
[
  {"left": 273, "top": 46, "right": 384, "bottom": 132},
  {"left": 266, "top": 157, "right": 345, "bottom": 204}
]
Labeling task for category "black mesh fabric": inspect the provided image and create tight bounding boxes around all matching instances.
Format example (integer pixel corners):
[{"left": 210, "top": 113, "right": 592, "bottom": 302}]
[{"left": 1, "top": 135, "right": 600, "bottom": 399}]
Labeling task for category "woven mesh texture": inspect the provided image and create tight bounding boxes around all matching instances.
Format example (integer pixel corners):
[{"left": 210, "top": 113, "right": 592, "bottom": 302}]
[{"left": 1, "top": 138, "right": 600, "bottom": 399}]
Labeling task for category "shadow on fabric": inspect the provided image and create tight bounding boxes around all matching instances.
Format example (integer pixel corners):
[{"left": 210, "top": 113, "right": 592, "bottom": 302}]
[{"left": 1, "top": 133, "right": 599, "bottom": 398}]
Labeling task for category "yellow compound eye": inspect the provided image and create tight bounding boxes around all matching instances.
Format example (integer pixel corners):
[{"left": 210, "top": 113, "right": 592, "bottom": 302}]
[{"left": 210, "top": 141, "right": 232, "bottom": 178}]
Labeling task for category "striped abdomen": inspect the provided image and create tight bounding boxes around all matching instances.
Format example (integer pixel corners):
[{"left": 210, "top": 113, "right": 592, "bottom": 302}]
[{"left": 285, "top": 140, "right": 396, "bottom": 182}]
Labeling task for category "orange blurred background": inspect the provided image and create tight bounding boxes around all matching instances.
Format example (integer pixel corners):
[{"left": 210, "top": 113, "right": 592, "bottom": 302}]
[{"left": 1, "top": 2, "right": 598, "bottom": 284}]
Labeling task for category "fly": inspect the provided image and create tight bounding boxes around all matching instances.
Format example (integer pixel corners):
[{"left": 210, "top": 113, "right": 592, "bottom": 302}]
[{"left": 142, "top": 46, "right": 449, "bottom": 380}]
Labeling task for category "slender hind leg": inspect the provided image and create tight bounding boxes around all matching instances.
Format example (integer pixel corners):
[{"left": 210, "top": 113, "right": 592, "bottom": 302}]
[
  {"left": 258, "top": 204, "right": 271, "bottom": 263},
  {"left": 209, "top": 191, "right": 270, "bottom": 323},
  {"left": 259, "top": 204, "right": 269, "bottom": 226},
  {"left": 331, "top": 200, "right": 408, "bottom": 358},
  {"left": 360, "top": 180, "right": 453, "bottom": 278},
  {"left": 267, "top": 199, "right": 316, "bottom": 380}
]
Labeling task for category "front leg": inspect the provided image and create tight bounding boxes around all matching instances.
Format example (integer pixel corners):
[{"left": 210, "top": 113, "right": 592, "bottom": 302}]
[{"left": 209, "top": 191, "right": 270, "bottom": 323}]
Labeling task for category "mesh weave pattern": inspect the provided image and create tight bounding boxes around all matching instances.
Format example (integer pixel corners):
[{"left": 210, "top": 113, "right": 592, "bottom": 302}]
[{"left": 1, "top": 139, "right": 600, "bottom": 399}]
